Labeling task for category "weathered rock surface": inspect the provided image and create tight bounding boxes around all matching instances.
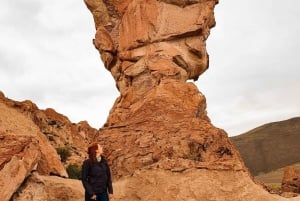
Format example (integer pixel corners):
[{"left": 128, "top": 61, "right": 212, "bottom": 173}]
[
  {"left": 0, "top": 92, "right": 98, "bottom": 165},
  {"left": 282, "top": 166, "right": 300, "bottom": 193},
  {"left": 83, "top": 0, "right": 300, "bottom": 200},
  {"left": 84, "top": 0, "right": 245, "bottom": 176},
  {"left": 0, "top": 101, "right": 67, "bottom": 201},
  {"left": 12, "top": 172, "right": 84, "bottom": 201},
  {"left": 1, "top": 0, "right": 299, "bottom": 200},
  {"left": 97, "top": 79, "right": 245, "bottom": 179},
  {"left": 112, "top": 169, "right": 287, "bottom": 201},
  {"left": 84, "top": 0, "right": 217, "bottom": 125},
  {"left": 0, "top": 134, "right": 40, "bottom": 201},
  {"left": 0, "top": 91, "right": 100, "bottom": 201},
  {"left": 0, "top": 102, "right": 67, "bottom": 177}
]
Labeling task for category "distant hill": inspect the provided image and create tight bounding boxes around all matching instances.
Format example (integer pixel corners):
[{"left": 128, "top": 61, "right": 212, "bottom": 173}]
[{"left": 230, "top": 117, "right": 300, "bottom": 176}]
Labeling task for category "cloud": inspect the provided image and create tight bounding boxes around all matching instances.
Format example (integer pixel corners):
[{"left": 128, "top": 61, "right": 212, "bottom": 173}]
[
  {"left": 196, "top": 0, "right": 300, "bottom": 135},
  {"left": 0, "top": 1, "right": 42, "bottom": 27},
  {"left": 0, "top": 0, "right": 119, "bottom": 128}
]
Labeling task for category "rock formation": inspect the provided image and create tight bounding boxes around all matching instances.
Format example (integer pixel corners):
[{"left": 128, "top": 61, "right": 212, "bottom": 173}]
[
  {"left": 0, "top": 98, "right": 65, "bottom": 201},
  {"left": 85, "top": 0, "right": 216, "bottom": 126},
  {"left": 84, "top": 0, "right": 243, "bottom": 176},
  {"left": 282, "top": 166, "right": 300, "bottom": 193},
  {"left": 11, "top": 173, "right": 84, "bottom": 201},
  {"left": 1, "top": 0, "right": 300, "bottom": 200},
  {"left": 0, "top": 91, "right": 93, "bottom": 201},
  {"left": 0, "top": 91, "right": 98, "bottom": 165},
  {"left": 83, "top": 0, "right": 300, "bottom": 200}
]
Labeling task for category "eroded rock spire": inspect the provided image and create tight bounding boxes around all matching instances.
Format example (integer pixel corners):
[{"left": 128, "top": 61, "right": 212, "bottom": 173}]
[
  {"left": 83, "top": 0, "right": 247, "bottom": 178},
  {"left": 84, "top": 0, "right": 218, "bottom": 126}
]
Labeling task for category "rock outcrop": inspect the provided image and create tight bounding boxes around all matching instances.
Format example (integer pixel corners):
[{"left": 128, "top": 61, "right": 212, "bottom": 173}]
[
  {"left": 84, "top": 0, "right": 243, "bottom": 176},
  {"left": 98, "top": 80, "right": 245, "bottom": 179},
  {"left": 0, "top": 100, "right": 67, "bottom": 201},
  {"left": 0, "top": 92, "right": 98, "bottom": 165},
  {"left": 282, "top": 166, "right": 300, "bottom": 193},
  {"left": 112, "top": 169, "right": 285, "bottom": 201},
  {"left": 0, "top": 92, "right": 97, "bottom": 201},
  {"left": 83, "top": 0, "right": 300, "bottom": 200},
  {"left": 84, "top": 0, "right": 217, "bottom": 126},
  {"left": 11, "top": 173, "right": 84, "bottom": 201},
  {"left": 1, "top": 0, "right": 300, "bottom": 200}
]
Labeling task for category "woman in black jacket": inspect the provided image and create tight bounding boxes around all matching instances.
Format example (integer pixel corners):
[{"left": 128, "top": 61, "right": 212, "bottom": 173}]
[{"left": 81, "top": 142, "right": 113, "bottom": 201}]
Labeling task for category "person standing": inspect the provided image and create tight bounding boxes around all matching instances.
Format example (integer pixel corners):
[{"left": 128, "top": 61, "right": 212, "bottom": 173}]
[{"left": 81, "top": 142, "right": 113, "bottom": 201}]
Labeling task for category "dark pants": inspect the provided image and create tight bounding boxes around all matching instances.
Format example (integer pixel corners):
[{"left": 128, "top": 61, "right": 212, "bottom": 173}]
[{"left": 85, "top": 192, "right": 110, "bottom": 201}]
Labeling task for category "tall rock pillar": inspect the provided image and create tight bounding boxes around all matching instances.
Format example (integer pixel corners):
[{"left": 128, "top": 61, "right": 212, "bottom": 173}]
[
  {"left": 83, "top": 1, "right": 283, "bottom": 200},
  {"left": 84, "top": 0, "right": 244, "bottom": 178}
]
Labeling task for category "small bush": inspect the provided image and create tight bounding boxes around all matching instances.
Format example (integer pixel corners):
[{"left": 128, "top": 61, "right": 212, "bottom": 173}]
[
  {"left": 56, "top": 146, "right": 71, "bottom": 162},
  {"left": 67, "top": 163, "right": 82, "bottom": 180},
  {"left": 266, "top": 183, "right": 281, "bottom": 194},
  {"left": 187, "top": 142, "right": 202, "bottom": 161}
]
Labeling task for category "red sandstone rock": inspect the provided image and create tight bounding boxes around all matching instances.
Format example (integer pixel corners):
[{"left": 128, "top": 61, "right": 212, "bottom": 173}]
[
  {"left": 0, "top": 92, "right": 98, "bottom": 165},
  {"left": 282, "top": 166, "right": 300, "bottom": 193},
  {"left": 82, "top": 1, "right": 300, "bottom": 200},
  {"left": 11, "top": 172, "right": 84, "bottom": 201},
  {"left": 0, "top": 101, "right": 67, "bottom": 201},
  {"left": 0, "top": 91, "right": 102, "bottom": 200},
  {"left": 84, "top": 0, "right": 216, "bottom": 115},
  {"left": 83, "top": 0, "right": 246, "bottom": 176},
  {"left": 1, "top": 0, "right": 300, "bottom": 200},
  {"left": 112, "top": 168, "right": 285, "bottom": 201},
  {"left": 0, "top": 134, "right": 40, "bottom": 201}
]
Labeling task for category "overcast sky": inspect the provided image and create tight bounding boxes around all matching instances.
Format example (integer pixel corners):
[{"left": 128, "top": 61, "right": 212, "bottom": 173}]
[{"left": 0, "top": 0, "right": 299, "bottom": 136}]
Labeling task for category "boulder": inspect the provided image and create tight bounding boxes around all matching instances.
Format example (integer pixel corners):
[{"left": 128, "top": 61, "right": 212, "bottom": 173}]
[
  {"left": 0, "top": 102, "right": 67, "bottom": 201},
  {"left": 82, "top": 1, "right": 300, "bottom": 200},
  {"left": 112, "top": 168, "right": 285, "bottom": 201},
  {"left": 0, "top": 92, "right": 98, "bottom": 165},
  {"left": 282, "top": 166, "right": 300, "bottom": 193},
  {"left": 0, "top": 134, "right": 40, "bottom": 201},
  {"left": 11, "top": 173, "right": 84, "bottom": 201}
]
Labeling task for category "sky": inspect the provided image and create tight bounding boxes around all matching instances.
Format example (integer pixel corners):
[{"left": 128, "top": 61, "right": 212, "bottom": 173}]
[{"left": 0, "top": 0, "right": 299, "bottom": 136}]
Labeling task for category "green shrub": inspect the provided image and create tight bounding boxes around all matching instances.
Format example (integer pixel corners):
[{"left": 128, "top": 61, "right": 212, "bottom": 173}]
[
  {"left": 187, "top": 142, "right": 202, "bottom": 161},
  {"left": 266, "top": 183, "right": 281, "bottom": 193},
  {"left": 56, "top": 146, "right": 71, "bottom": 162},
  {"left": 67, "top": 163, "right": 82, "bottom": 180}
]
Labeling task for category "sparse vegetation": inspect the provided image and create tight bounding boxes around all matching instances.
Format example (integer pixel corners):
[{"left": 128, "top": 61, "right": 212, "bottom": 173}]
[
  {"left": 187, "top": 142, "right": 202, "bottom": 161},
  {"left": 265, "top": 183, "right": 282, "bottom": 194},
  {"left": 56, "top": 146, "right": 71, "bottom": 162},
  {"left": 67, "top": 163, "right": 82, "bottom": 180}
]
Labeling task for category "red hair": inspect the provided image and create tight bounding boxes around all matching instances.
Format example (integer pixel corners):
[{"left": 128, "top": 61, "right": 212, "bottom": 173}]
[{"left": 87, "top": 142, "right": 99, "bottom": 163}]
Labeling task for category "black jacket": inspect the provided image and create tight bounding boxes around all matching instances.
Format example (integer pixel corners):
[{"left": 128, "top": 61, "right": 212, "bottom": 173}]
[{"left": 81, "top": 157, "right": 113, "bottom": 195}]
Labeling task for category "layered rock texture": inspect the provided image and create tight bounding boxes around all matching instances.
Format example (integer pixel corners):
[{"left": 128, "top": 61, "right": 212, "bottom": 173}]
[
  {"left": 0, "top": 91, "right": 93, "bottom": 201},
  {"left": 84, "top": 0, "right": 242, "bottom": 175},
  {"left": 85, "top": 0, "right": 216, "bottom": 126},
  {"left": 83, "top": 0, "right": 300, "bottom": 200},
  {"left": 11, "top": 173, "right": 84, "bottom": 201},
  {"left": 282, "top": 166, "right": 300, "bottom": 194},
  {"left": 1, "top": 94, "right": 300, "bottom": 201},
  {"left": 0, "top": 91, "right": 98, "bottom": 165},
  {"left": 1, "top": 0, "right": 300, "bottom": 200}
]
